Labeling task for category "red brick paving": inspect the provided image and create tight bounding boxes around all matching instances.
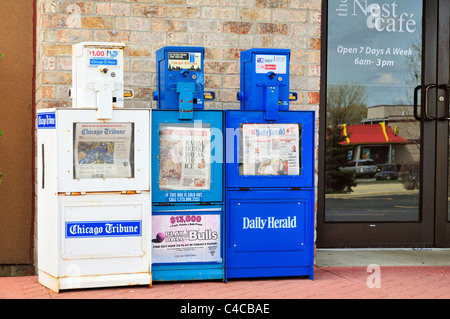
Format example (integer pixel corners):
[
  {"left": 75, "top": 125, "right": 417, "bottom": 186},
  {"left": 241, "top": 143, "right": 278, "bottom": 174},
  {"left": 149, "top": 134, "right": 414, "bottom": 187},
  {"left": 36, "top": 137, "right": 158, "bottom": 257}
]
[{"left": 1, "top": 266, "right": 450, "bottom": 300}]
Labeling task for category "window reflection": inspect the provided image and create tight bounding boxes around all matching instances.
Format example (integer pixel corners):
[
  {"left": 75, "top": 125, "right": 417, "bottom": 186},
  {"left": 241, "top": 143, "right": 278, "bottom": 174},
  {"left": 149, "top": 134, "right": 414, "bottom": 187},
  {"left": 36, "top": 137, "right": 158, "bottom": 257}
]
[{"left": 325, "top": 0, "right": 422, "bottom": 222}]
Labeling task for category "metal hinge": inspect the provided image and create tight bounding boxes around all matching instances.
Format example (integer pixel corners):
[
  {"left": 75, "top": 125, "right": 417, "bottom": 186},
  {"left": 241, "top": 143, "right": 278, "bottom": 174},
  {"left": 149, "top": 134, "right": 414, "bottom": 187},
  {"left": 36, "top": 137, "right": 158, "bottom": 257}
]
[
  {"left": 199, "top": 202, "right": 212, "bottom": 206},
  {"left": 64, "top": 192, "right": 86, "bottom": 196},
  {"left": 121, "top": 190, "right": 142, "bottom": 195}
]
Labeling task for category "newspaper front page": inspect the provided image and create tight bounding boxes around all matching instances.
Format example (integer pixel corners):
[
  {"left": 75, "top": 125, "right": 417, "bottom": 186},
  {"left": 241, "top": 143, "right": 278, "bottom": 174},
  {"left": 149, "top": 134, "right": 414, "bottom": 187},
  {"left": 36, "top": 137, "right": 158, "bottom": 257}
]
[
  {"left": 159, "top": 125, "right": 211, "bottom": 190},
  {"left": 242, "top": 123, "right": 301, "bottom": 176},
  {"left": 74, "top": 122, "right": 133, "bottom": 179}
]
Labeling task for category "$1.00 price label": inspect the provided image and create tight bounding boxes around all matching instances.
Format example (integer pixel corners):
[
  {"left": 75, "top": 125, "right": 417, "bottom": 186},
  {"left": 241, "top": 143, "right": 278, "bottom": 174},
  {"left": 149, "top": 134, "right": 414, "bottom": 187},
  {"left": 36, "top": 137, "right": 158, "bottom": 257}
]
[{"left": 170, "top": 215, "right": 202, "bottom": 224}]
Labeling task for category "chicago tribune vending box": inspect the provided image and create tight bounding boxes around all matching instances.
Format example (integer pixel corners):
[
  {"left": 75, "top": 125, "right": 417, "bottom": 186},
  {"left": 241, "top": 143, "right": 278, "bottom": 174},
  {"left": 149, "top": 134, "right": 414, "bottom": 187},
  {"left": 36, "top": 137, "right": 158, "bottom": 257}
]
[
  {"left": 37, "top": 43, "right": 151, "bottom": 292},
  {"left": 152, "top": 46, "right": 224, "bottom": 282},
  {"left": 225, "top": 48, "right": 314, "bottom": 280}
]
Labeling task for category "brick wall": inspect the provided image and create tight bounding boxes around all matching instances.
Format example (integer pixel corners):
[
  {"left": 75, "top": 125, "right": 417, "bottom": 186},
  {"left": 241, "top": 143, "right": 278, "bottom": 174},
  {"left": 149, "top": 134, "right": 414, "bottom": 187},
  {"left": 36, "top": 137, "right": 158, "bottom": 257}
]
[{"left": 35, "top": 0, "right": 321, "bottom": 111}]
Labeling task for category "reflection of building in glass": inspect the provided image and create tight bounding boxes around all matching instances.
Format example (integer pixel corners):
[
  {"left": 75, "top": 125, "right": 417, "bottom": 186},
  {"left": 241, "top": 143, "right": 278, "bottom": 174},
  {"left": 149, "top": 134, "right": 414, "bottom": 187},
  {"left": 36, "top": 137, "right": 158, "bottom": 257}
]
[
  {"left": 367, "top": 105, "right": 419, "bottom": 165},
  {"left": 339, "top": 105, "right": 418, "bottom": 167}
]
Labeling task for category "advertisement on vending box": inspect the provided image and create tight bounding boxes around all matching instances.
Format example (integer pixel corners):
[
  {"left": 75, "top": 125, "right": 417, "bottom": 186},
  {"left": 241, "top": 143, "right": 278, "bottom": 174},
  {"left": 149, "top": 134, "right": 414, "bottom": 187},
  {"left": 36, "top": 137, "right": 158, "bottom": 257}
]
[
  {"left": 168, "top": 52, "right": 202, "bottom": 72},
  {"left": 255, "top": 54, "right": 287, "bottom": 74},
  {"left": 74, "top": 122, "right": 134, "bottom": 179},
  {"left": 152, "top": 214, "right": 221, "bottom": 263},
  {"left": 159, "top": 125, "right": 211, "bottom": 190}
]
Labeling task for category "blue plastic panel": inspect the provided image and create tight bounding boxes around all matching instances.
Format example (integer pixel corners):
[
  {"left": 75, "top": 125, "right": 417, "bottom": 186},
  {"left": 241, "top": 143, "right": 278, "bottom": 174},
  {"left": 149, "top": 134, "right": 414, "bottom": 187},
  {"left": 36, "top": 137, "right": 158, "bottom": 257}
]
[
  {"left": 152, "top": 207, "right": 223, "bottom": 264},
  {"left": 154, "top": 46, "right": 206, "bottom": 111},
  {"left": 225, "top": 110, "right": 315, "bottom": 188},
  {"left": 238, "top": 48, "right": 292, "bottom": 112},
  {"left": 152, "top": 110, "right": 224, "bottom": 203},
  {"left": 230, "top": 200, "right": 306, "bottom": 252},
  {"left": 151, "top": 204, "right": 225, "bottom": 281},
  {"left": 225, "top": 189, "right": 314, "bottom": 278}
]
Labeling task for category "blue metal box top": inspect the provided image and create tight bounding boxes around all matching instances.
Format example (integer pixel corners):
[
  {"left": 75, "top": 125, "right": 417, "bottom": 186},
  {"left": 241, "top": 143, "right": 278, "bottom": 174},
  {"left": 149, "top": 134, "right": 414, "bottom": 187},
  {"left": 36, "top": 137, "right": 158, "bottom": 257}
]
[
  {"left": 154, "top": 46, "right": 207, "bottom": 116},
  {"left": 238, "top": 48, "right": 296, "bottom": 119}
]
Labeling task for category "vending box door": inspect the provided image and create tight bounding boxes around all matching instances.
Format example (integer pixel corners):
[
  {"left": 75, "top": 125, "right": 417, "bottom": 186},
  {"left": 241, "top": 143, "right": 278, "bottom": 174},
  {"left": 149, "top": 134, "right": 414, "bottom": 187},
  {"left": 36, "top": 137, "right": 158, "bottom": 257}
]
[
  {"left": 41, "top": 108, "right": 151, "bottom": 193},
  {"left": 225, "top": 110, "right": 314, "bottom": 189},
  {"left": 226, "top": 189, "right": 314, "bottom": 278},
  {"left": 152, "top": 110, "right": 224, "bottom": 204}
]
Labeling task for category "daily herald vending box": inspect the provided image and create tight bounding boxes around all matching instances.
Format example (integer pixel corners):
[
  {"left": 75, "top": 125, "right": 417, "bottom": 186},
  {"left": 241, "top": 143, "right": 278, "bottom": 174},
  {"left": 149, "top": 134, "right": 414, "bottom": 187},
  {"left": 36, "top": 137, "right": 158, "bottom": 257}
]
[
  {"left": 225, "top": 48, "right": 314, "bottom": 280},
  {"left": 37, "top": 43, "right": 151, "bottom": 292},
  {"left": 152, "top": 46, "right": 224, "bottom": 282}
]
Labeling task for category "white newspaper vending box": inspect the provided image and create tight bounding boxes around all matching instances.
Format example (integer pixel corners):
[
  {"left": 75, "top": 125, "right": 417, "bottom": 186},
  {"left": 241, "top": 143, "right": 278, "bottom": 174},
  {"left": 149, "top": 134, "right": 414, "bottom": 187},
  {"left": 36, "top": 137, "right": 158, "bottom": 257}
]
[{"left": 36, "top": 43, "right": 151, "bottom": 293}]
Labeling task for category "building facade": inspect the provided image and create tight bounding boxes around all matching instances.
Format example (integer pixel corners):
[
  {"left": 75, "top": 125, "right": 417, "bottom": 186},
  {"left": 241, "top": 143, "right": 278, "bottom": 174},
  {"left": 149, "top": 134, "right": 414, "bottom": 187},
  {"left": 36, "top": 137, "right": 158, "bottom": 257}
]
[
  {"left": 0, "top": 0, "right": 321, "bottom": 270},
  {"left": 2, "top": 0, "right": 450, "bottom": 272}
]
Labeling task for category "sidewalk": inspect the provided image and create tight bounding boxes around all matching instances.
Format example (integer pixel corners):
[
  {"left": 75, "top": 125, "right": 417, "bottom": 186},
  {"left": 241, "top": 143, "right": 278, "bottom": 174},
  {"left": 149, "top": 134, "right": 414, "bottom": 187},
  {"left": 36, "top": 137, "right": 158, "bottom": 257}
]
[{"left": 1, "top": 266, "right": 449, "bottom": 299}]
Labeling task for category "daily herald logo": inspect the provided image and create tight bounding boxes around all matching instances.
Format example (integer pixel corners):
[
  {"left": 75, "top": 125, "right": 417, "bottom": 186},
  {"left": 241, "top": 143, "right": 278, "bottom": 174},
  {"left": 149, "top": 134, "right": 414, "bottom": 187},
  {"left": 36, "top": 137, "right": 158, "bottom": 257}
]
[{"left": 243, "top": 216, "right": 297, "bottom": 230}]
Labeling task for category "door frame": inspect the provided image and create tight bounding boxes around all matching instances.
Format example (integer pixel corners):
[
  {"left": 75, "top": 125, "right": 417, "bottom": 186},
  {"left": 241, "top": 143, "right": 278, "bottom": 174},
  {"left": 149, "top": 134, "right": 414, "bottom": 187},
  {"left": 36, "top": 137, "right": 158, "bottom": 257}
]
[
  {"left": 317, "top": 0, "right": 448, "bottom": 248},
  {"left": 434, "top": 0, "right": 450, "bottom": 247}
]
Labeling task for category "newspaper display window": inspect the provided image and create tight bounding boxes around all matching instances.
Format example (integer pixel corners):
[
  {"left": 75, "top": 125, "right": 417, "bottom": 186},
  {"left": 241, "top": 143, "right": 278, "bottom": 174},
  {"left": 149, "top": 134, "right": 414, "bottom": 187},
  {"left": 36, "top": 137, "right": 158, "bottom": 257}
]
[
  {"left": 159, "top": 123, "right": 212, "bottom": 191},
  {"left": 73, "top": 122, "right": 134, "bottom": 179},
  {"left": 240, "top": 123, "right": 301, "bottom": 176}
]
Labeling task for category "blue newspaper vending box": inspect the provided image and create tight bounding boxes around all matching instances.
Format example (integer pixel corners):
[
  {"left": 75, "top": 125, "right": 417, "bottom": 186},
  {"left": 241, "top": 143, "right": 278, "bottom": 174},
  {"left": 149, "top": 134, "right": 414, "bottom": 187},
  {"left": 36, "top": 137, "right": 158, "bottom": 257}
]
[
  {"left": 225, "top": 48, "right": 314, "bottom": 280},
  {"left": 152, "top": 46, "right": 224, "bottom": 282}
]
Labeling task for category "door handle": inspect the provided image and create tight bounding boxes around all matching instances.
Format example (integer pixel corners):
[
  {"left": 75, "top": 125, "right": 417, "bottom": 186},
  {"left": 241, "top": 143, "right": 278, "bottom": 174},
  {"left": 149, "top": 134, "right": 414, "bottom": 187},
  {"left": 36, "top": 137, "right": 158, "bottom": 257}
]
[
  {"left": 424, "top": 84, "right": 436, "bottom": 120},
  {"left": 414, "top": 84, "right": 437, "bottom": 121}
]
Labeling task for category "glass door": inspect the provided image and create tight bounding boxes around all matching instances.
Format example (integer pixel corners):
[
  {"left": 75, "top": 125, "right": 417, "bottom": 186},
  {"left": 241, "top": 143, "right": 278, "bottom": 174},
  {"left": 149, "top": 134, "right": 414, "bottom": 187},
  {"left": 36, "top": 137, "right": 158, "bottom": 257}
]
[{"left": 318, "top": 0, "right": 450, "bottom": 247}]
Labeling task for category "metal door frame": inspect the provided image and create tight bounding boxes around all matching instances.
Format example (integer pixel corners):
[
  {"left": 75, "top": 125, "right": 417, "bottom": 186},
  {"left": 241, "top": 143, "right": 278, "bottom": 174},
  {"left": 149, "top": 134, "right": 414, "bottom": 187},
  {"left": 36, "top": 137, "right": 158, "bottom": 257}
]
[
  {"left": 317, "top": 0, "right": 449, "bottom": 248},
  {"left": 434, "top": 0, "right": 450, "bottom": 247}
]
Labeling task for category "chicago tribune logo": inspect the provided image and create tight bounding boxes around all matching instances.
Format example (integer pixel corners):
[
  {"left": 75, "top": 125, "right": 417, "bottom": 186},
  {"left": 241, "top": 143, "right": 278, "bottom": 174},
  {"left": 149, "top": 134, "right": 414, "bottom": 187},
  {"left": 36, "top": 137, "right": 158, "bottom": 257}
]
[
  {"left": 66, "top": 221, "right": 141, "bottom": 238},
  {"left": 335, "top": 0, "right": 418, "bottom": 33}
]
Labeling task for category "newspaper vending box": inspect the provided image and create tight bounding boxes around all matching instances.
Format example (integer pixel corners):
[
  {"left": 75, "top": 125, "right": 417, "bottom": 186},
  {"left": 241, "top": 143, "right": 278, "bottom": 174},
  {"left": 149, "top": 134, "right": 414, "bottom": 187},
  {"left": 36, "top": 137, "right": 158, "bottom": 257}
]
[
  {"left": 225, "top": 48, "right": 315, "bottom": 280},
  {"left": 37, "top": 43, "right": 151, "bottom": 292},
  {"left": 152, "top": 46, "right": 224, "bottom": 282}
]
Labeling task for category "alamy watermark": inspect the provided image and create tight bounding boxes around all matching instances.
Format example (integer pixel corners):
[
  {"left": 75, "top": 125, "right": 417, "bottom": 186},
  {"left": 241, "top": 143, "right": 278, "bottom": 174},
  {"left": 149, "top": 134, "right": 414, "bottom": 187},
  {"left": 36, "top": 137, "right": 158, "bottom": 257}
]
[{"left": 366, "top": 264, "right": 381, "bottom": 288}]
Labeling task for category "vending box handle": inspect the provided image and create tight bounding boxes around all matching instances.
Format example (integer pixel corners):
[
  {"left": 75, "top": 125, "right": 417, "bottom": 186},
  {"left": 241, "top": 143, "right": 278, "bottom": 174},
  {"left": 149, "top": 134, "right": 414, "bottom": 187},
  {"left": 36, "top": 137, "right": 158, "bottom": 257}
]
[{"left": 41, "top": 143, "right": 45, "bottom": 189}]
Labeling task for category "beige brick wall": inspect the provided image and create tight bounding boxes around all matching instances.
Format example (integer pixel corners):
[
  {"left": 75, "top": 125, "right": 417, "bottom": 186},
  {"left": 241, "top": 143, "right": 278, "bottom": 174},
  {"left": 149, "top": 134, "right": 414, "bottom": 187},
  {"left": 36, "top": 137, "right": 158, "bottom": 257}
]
[{"left": 35, "top": 0, "right": 321, "bottom": 111}]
